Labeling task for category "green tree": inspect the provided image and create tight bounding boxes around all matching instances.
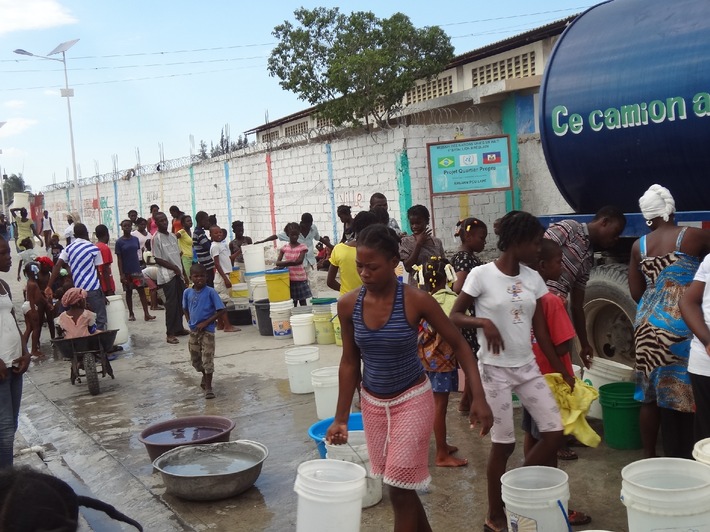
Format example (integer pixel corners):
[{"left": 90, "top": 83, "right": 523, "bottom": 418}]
[
  {"left": 2, "top": 173, "right": 30, "bottom": 206},
  {"left": 198, "top": 140, "right": 209, "bottom": 160},
  {"left": 268, "top": 8, "right": 454, "bottom": 129}
]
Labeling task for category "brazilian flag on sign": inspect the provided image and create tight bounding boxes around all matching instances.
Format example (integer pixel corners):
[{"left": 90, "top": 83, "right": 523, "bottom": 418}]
[{"left": 437, "top": 157, "right": 455, "bottom": 169}]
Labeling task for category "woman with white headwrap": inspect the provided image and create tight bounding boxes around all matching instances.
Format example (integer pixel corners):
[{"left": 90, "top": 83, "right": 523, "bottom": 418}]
[{"left": 628, "top": 184, "right": 710, "bottom": 458}]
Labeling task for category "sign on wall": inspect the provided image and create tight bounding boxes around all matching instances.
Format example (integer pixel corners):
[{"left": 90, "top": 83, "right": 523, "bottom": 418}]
[{"left": 427, "top": 135, "right": 512, "bottom": 195}]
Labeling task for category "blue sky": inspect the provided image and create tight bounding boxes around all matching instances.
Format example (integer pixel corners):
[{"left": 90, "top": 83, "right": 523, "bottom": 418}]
[{"left": 0, "top": 0, "right": 591, "bottom": 193}]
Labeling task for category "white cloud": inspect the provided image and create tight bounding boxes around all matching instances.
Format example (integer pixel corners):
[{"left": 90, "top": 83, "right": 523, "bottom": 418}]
[
  {"left": 43, "top": 89, "right": 59, "bottom": 97},
  {"left": 0, "top": 147, "right": 26, "bottom": 158},
  {"left": 0, "top": 0, "right": 77, "bottom": 36},
  {"left": 3, "top": 100, "right": 25, "bottom": 110},
  {"left": 0, "top": 117, "right": 38, "bottom": 138}
]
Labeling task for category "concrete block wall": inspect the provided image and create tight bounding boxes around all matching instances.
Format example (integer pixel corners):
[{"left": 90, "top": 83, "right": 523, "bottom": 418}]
[{"left": 42, "top": 124, "right": 567, "bottom": 255}]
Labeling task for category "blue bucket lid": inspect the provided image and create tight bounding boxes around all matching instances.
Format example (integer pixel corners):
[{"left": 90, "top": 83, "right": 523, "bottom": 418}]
[{"left": 266, "top": 269, "right": 289, "bottom": 275}]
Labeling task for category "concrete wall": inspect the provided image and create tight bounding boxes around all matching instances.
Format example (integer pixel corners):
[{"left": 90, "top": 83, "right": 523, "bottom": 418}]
[{"left": 42, "top": 123, "right": 570, "bottom": 253}]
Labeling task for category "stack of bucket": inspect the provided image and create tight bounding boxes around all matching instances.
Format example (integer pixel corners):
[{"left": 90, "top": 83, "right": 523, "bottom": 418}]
[
  {"left": 241, "top": 244, "right": 268, "bottom": 332},
  {"left": 583, "top": 357, "right": 634, "bottom": 419},
  {"left": 271, "top": 300, "right": 294, "bottom": 339},
  {"left": 292, "top": 306, "right": 316, "bottom": 345},
  {"left": 312, "top": 298, "right": 337, "bottom": 345},
  {"left": 599, "top": 382, "right": 641, "bottom": 449}
]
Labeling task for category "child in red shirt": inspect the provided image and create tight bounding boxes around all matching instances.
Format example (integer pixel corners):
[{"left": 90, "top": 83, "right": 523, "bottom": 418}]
[{"left": 94, "top": 225, "right": 115, "bottom": 296}]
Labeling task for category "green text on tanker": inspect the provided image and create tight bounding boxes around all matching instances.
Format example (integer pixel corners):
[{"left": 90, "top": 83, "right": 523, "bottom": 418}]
[{"left": 551, "top": 92, "right": 710, "bottom": 136}]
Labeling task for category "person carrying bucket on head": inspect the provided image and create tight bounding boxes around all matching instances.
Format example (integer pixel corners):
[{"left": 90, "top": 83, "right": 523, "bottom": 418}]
[{"left": 326, "top": 224, "right": 492, "bottom": 532}]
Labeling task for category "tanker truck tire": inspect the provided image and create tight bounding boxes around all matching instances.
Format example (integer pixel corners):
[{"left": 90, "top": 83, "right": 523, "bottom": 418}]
[{"left": 583, "top": 264, "right": 636, "bottom": 368}]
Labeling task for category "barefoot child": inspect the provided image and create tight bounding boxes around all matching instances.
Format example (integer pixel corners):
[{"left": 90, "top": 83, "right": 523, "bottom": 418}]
[
  {"left": 57, "top": 288, "right": 97, "bottom": 339},
  {"left": 209, "top": 225, "right": 239, "bottom": 332},
  {"left": 326, "top": 225, "right": 493, "bottom": 532},
  {"left": 450, "top": 211, "right": 572, "bottom": 532},
  {"left": 22, "top": 262, "right": 47, "bottom": 356},
  {"left": 116, "top": 219, "right": 155, "bottom": 322},
  {"left": 275, "top": 222, "right": 311, "bottom": 306},
  {"left": 182, "top": 263, "right": 225, "bottom": 399},
  {"left": 16, "top": 238, "right": 39, "bottom": 282},
  {"left": 451, "top": 217, "right": 488, "bottom": 413},
  {"left": 417, "top": 255, "right": 468, "bottom": 467}
]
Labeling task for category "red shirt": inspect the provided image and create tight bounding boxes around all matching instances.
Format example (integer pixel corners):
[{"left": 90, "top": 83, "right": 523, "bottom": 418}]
[
  {"left": 96, "top": 242, "right": 116, "bottom": 295},
  {"left": 531, "top": 292, "right": 575, "bottom": 376}
]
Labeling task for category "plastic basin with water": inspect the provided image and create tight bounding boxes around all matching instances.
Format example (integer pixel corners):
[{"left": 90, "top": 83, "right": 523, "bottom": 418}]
[
  {"left": 138, "top": 415, "right": 236, "bottom": 461},
  {"left": 308, "top": 413, "right": 363, "bottom": 458}
]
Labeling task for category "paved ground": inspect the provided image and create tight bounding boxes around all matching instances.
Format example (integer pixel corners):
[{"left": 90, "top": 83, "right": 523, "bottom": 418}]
[{"left": 7, "top": 250, "right": 640, "bottom": 531}]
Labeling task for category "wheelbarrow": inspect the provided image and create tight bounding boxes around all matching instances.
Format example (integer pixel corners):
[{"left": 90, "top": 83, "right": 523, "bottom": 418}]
[{"left": 51, "top": 330, "right": 118, "bottom": 396}]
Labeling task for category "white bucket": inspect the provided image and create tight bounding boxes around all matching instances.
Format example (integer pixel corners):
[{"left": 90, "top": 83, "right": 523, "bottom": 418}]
[
  {"left": 294, "top": 459, "right": 366, "bottom": 532},
  {"left": 270, "top": 300, "right": 293, "bottom": 339},
  {"left": 249, "top": 276, "right": 268, "bottom": 302},
  {"left": 242, "top": 244, "right": 267, "bottom": 275},
  {"left": 285, "top": 347, "right": 319, "bottom": 394},
  {"left": 291, "top": 314, "right": 316, "bottom": 345},
  {"left": 572, "top": 364, "right": 583, "bottom": 380},
  {"left": 693, "top": 437, "right": 710, "bottom": 465},
  {"left": 583, "top": 358, "right": 633, "bottom": 419},
  {"left": 106, "top": 295, "right": 129, "bottom": 345},
  {"left": 326, "top": 431, "right": 382, "bottom": 508},
  {"left": 311, "top": 366, "right": 340, "bottom": 420},
  {"left": 501, "top": 466, "right": 570, "bottom": 532},
  {"left": 621, "top": 457, "right": 710, "bottom": 531}
]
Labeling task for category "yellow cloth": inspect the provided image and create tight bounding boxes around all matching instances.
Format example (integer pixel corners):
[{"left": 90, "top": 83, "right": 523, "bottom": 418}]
[{"left": 544, "top": 373, "right": 601, "bottom": 448}]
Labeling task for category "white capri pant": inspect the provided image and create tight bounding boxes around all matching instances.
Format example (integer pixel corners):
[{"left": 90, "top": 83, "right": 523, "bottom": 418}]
[{"left": 479, "top": 359, "right": 563, "bottom": 444}]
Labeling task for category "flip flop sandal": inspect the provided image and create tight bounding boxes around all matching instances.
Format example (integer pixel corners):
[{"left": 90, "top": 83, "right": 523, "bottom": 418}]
[
  {"left": 166, "top": 337, "right": 179, "bottom": 344},
  {"left": 568, "top": 509, "right": 592, "bottom": 526},
  {"left": 557, "top": 447, "right": 578, "bottom": 460},
  {"left": 205, "top": 391, "right": 216, "bottom": 400}
]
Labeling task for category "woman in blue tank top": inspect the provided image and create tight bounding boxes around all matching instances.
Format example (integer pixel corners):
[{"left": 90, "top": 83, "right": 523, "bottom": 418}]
[{"left": 326, "top": 225, "right": 492, "bottom": 531}]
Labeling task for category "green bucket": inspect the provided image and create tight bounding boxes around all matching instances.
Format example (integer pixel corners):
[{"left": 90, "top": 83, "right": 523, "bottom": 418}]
[{"left": 599, "top": 382, "right": 642, "bottom": 450}]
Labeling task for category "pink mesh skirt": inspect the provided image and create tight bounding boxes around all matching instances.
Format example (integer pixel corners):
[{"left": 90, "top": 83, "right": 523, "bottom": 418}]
[{"left": 360, "top": 378, "right": 434, "bottom": 490}]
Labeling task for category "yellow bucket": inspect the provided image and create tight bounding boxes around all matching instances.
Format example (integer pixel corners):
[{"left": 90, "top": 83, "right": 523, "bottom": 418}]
[
  {"left": 265, "top": 269, "right": 291, "bottom": 302},
  {"left": 229, "top": 269, "right": 241, "bottom": 284},
  {"left": 230, "top": 282, "right": 249, "bottom": 299},
  {"left": 314, "top": 314, "right": 335, "bottom": 345}
]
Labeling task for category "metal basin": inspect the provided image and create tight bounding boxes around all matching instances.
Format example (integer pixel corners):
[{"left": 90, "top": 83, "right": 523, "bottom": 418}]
[
  {"left": 138, "top": 415, "right": 236, "bottom": 461},
  {"left": 153, "top": 440, "right": 269, "bottom": 501}
]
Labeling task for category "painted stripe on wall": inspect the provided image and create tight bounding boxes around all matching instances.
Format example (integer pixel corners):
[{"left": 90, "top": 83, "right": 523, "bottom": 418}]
[
  {"left": 265, "top": 153, "right": 276, "bottom": 235},
  {"left": 113, "top": 180, "right": 120, "bottom": 236},
  {"left": 325, "top": 143, "right": 338, "bottom": 241},
  {"left": 224, "top": 161, "right": 233, "bottom": 240},
  {"left": 395, "top": 149, "right": 412, "bottom": 231},
  {"left": 502, "top": 94, "right": 521, "bottom": 213}
]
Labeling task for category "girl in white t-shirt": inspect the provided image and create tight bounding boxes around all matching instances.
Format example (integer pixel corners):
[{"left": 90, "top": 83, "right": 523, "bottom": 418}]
[
  {"left": 450, "top": 210, "right": 572, "bottom": 532},
  {"left": 680, "top": 253, "right": 710, "bottom": 442}
]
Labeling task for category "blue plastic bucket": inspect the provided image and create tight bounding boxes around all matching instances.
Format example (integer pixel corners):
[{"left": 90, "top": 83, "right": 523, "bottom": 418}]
[{"left": 308, "top": 413, "right": 363, "bottom": 458}]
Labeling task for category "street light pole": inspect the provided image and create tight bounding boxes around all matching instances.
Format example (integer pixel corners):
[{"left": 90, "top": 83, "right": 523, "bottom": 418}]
[
  {"left": 14, "top": 39, "right": 82, "bottom": 221},
  {"left": 0, "top": 121, "right": 6, "bottom": 220}
]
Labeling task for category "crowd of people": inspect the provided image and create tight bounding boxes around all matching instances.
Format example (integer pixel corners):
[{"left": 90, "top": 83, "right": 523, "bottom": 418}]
[{"left": 4, "top": 183, "right": 710, "bottom": 531}]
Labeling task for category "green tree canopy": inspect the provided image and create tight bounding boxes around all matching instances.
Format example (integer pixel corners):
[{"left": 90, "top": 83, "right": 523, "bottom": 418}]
[
  {"left": 2, "top": 173, "right": 29, "bottom": 206},
  {"left": 268, "top": 8, "right": 454, "bottom": 129}
]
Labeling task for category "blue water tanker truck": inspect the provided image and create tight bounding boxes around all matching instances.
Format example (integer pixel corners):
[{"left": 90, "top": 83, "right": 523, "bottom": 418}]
[{"left": 537, "top": 0, "right": 710, "bottom": 367}]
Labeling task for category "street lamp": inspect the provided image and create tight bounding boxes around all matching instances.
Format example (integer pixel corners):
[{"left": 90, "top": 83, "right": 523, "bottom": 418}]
[
  {"left": 14, "top": 39, "right": 82, "bottom": 221},
  {"left": 0, "top": 121, "right": 7, "bottom": 220}
]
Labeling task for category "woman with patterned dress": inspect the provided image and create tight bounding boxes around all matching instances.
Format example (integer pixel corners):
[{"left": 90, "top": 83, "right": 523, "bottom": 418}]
[
  {"left": 629, "top": 184, "right": 710, "bottom": 458},
  {"left": 451, "top": 217, "right": 488, "bottom": 412}
]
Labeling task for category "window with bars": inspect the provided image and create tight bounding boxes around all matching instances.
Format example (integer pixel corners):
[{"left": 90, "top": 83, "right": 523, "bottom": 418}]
[
  {"left": 471, "top": 51, "right": 536, "bottom": 87},
  {"left": 261, "top": 130, "right": 279, "bottom": 142},
  {"left": 405, "top": 75, "right": 453, "bottom": 104},
  {"left": 316, "top": 116, "right": 333, "bottom": 128},
  {"left": 284, "top": 121, "right": 309, "bottom": 137}
]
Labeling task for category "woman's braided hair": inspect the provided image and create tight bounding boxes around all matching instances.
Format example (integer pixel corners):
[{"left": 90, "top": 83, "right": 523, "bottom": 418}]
[
  {"left": 421, "top": 256, "right": 450, "bottom": 292},
  {"left": 496, "top": 210, "right": 544, "bottom": 252},
  {"left": 454, "top": 217, "right": 487, "bottom": 242},
  {"left": 0, "top": 467, "right": 143, "bottom": 531}
]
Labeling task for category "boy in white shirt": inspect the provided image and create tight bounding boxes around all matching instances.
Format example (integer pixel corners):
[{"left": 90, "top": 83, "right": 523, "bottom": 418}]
[{"left": 209, "top": 226, "right": 239, "bottom": 332}]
